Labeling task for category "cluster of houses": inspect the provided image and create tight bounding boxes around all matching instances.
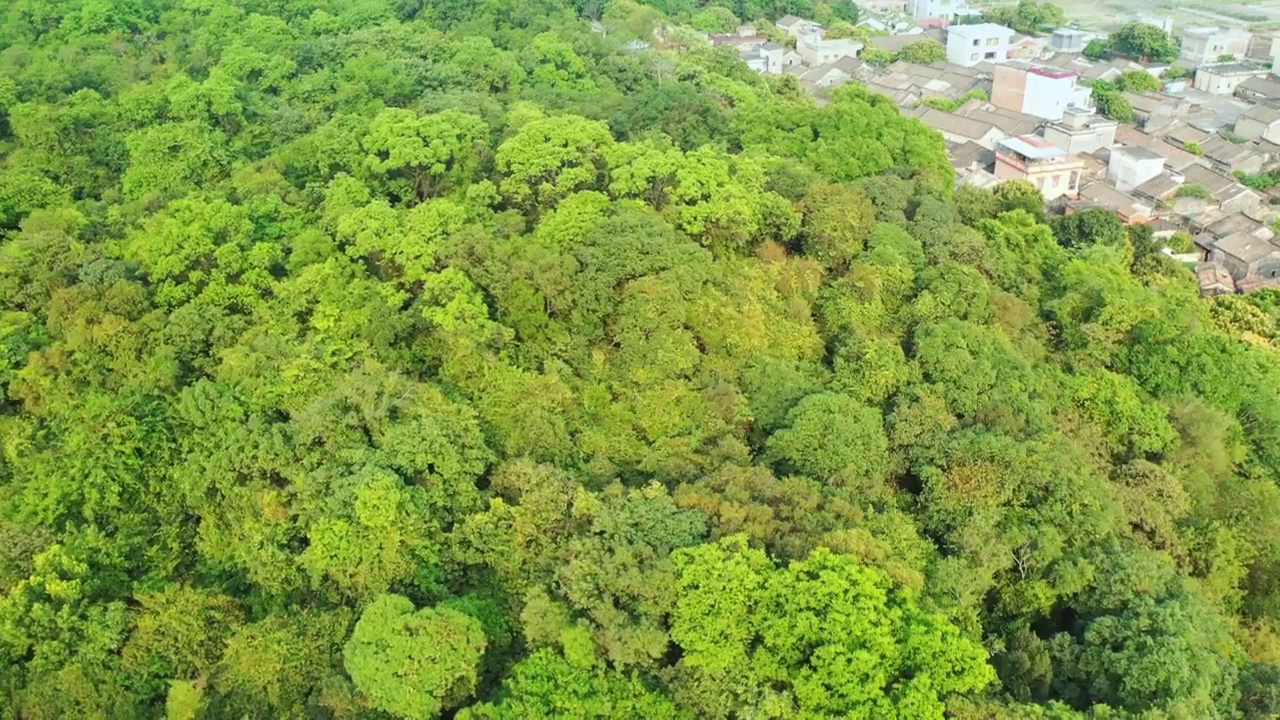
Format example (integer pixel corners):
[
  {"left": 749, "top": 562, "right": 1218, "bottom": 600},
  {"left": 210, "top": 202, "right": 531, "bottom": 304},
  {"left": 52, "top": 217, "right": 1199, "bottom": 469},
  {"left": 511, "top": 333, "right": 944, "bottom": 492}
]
[{"left": 699, "top": 10, "right": 1280, "bottom": 296}]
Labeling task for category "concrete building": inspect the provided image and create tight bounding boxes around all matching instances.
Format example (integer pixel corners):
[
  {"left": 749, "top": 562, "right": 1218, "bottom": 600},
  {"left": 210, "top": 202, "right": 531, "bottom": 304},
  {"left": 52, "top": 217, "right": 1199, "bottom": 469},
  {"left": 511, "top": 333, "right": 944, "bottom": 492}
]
[
  {"left": 1133, "top": 14, "right": 1174, "bottom": 36},
  {"left": 1195, "top": 62, "right": 1269, "bottom": 95},
  {"left": 909, "top": 0, "right": 971, "bottom": 21},
  {"left": 1073, "top": 183, "right": 1154, "bottom": 224},
  {"left": 1007, "top": 34, "right": 1048, "bottom": 60},
  {"left": 776, "top": 15, "right": 821, "bottom": 42},
  {"left": 1234, "top": 103, "right": 1280, "bottom": 143},
  {"left": 796, "top": 33, "right": 863, "bottom": 66},
  {"left": 741, "top": 42, "right": 803, "bottom": 74},
  {"left": 1180, "top": 26, "right": 1252, "bottom": 65},
  {"left": 946, "top": 23, "right": 1015, "bottom": 67},
  {"left": 1049, "top": 29, "right": 1089, "bottom": 53},
  {"left": 991, "top": 62, "right": 1092, "bottom": 121},
  {"left": 994, "top": 135, "right": 1084, "bottom": 201},
  {"left": 910, "top": 107, "right": 1006, "bottom": 149},
  {"left": 1043, "top": 106, "right": 1118, "bottom": 155},
  {"left": 862, "top": 0, "right": 910, "bottom": 13},
  {"left": 1237, "top": 76, "right": 1280, "bottom": 102},
  {"left": 1211, "top": 231, "right": 1280, "bottom": 281},
  {"left": 1107, "top": 145, "right": 1166, "bottom": 192}
]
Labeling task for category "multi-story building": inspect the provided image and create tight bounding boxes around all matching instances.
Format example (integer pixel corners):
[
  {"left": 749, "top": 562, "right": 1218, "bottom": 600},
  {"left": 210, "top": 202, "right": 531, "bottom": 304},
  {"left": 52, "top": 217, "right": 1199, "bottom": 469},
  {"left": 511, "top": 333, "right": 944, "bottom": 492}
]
[
  {"left": 909, "top": 0, "right": 969, "bottom": 21},
  {"left": 1043, "top": 106, "right": 1118, "bottom": 155},
  {"left": 1133, "top": 14, "right": 1174, "bottom": 36},
  {"left": 1049, "top": 29, "right": 1088, "bottom": 53},
  {"left": 1107, "top": 145, "right": 1167, "bottom": 192},
  {"left": 991, "top": 62, "right": 1092, "bottom": 121},
  {"left": 1180, "top": 26, "right": 1252, "bottom": 64},
  {"left": 1195, "top": 62, "right": 1268, "bottom": 95},
  {"left": 994, "top": 135, "right": 1084, "bottom": 201},
  {"left": 862, "top": 0, "right": 910, "bottom": 14},
  {"left": 946, "top": 23, "right": 1015, "bottom": 67},
  {"left": 796, "top": 34, "right": 863, "bottom": 66}
]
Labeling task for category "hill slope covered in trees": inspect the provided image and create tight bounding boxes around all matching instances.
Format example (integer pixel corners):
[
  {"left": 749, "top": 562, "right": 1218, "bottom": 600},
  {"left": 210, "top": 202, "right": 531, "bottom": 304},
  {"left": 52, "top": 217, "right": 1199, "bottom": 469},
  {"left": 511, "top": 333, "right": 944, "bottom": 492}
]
[{"left": 2, "top": 1, "right": 1280, "bottom": 718}]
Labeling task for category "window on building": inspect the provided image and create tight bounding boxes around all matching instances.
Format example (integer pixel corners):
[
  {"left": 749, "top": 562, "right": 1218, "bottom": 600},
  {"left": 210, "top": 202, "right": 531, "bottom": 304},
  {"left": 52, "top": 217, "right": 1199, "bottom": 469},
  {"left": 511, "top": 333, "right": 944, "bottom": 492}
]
[
  {"left": 973, "top": 38, "right": 980, "bottom": 46},
  {"left": 985, "top": 52, "right": 996, "bottom": 59},
  {"left": 986, "top": 37, "right": 998, "bottom": 45},
  {"left": 971, "top": 53, "right": 979, "bottom": 60}
]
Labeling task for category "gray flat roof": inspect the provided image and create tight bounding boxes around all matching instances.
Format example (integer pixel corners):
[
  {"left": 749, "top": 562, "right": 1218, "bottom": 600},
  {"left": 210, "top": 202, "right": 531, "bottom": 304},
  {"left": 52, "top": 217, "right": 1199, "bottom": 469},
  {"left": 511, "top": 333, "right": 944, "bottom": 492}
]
[
  {"left": 998, "top": 135, "right": 1066, "bottom": 158},
  {"left": 1113, "top": 145, "right": 1166, "bottom": 161},
  {"left": 948, "top": 23, "right": 1013, "bottom": 37},
  {"left": 1216, "top": 231, "right": 1279, "bottom": 264}
]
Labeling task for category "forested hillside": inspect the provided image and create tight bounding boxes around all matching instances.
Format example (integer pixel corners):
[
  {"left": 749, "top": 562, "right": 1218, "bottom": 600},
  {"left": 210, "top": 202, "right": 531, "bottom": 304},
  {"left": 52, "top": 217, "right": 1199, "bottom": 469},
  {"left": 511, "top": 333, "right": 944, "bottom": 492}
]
[{"left": 2, "top": 1, "right": 1280, "bottom": 718}]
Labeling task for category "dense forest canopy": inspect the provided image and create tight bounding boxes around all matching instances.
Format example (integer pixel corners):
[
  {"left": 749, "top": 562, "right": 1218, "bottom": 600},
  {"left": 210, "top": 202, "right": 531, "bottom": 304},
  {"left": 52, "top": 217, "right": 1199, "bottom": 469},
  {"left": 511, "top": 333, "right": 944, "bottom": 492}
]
[{"left": 2, "top": 0, "right": 1280, "bottom": 718}]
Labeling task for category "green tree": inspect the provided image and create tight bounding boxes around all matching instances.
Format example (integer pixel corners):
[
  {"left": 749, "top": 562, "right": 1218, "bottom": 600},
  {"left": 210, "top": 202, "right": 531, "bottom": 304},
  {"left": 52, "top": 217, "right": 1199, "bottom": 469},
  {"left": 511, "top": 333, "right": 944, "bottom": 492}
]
[
  {"left": 361, "top": 108, "right": 489, "bottom": 201},
  {"left": 897, "top": 38, "right": 946, "bottom": 64},
  {"left": 344, "top": 594, "right": 487, "bottom": 719},
  {"left": 764, "top": 392, "right": 891, "bottom": 485},
  {"left": 1109, "top": 22, "right": 1178, "bottom": 63},
  {"left": 692, "top": 6, "right": 738, "bottom": 32},
  {"left": 1084, "top": 37, "right": 1108, "bottom": 59},
  {"left": 496, "top": 115, "right": 613, "bottom": 210},
  {"left": 1116, "top": 69, "right": 1161, "bottom": 93},
  {"left": 669, "top": 537, "right": 996, "bottom": 718}
]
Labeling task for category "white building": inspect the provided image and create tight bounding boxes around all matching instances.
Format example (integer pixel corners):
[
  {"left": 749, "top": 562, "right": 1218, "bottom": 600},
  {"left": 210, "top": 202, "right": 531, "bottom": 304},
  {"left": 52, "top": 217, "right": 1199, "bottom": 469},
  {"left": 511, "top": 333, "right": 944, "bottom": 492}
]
[
  {"left": 797, "top": 33, "right": 863, "bottom": 66},
  {"left": 1180, "top": 26, "right": 1252, "bottom": 64},
  {"left": 1108, "top": 145, "right": 1167, "bottom": 192},
  {"left": 1194, "top": 62, "right": 1268, "bottom": 95},
  {"left": 946, "top": 23, "right": 1015, "bottom": 67},
  {"left": 991, "top": 62, "right": 1092, "bottom": 121},
  {"left": 1133, "top": 15, "right": 1174, "bottom": 36},
  {"left": 910, "top": 0, "right": 966, "bottom": 20},
  {"left": 1043, "top": 106, "right": 1118, "bottom": 155},
  {"left": 776, "top": 15, "right": 821, "bottom": 42},
  {"left": 741, "top": 42, "right": 802, "bottom": 74}
]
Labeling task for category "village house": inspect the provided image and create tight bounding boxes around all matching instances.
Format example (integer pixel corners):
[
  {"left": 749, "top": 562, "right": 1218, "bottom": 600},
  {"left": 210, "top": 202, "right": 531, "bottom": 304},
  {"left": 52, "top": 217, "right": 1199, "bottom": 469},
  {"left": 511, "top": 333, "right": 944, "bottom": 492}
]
[
  {"left": 954, "top": 99, "right": 1043, "bottom": 137},
  {"left": 1233, "top": 103, "right": 1280, "bottom": 142},
  {"left": 946, "top": 23, "right": 1015, "bottom": 67},
  {"left": 1181, "top": 163, "right": 1262, "bottom": 215},
  {"left": 1180, "top": 26, "right": 1252, "bottom": 65},
  {"left": 1071, "top": 183, "right": 1153, "bottom": 224},
  {"left": 739, "top": 42, "right": 802, "bottom": 74},
  {"left": 1133, "top": 169, "right": 1185, "bottom": 207},
  {"left": 1043, "top": 106, "right": 1117, "bottom": 154},
  {"left": 861, "top": 60, "right": 990, "bottom": 106},
  {"left": 994, "top": 135, "right": 1084, "bottom": 201},
  {"left": 869, "top": 34, "right": 930, "bottom": 54},
  {"left": 1049, "top": 29, "right": 1090, "bottom": 54},
  {"left": 1194, "top": 63, "right": 1269, "bottom": 96},
  {"left": 1196, "top": 263, "right": 1238, "bottom": 296},
  {"left": 1122, "top": 92, "right": 1193, "bottom": 128},
  {"left": 991, "top": 62, "right": 1091, "bottom": 121},
  {"left": 776, "top": 15, "right": 821, "bottom": 42},
  {"left": 1107, "top": 145, "right": 1167, "bottom": 192},
  {"left": 948, "top": 140, "right": 996, "bottom": 172},
  {"left": 862, "top": 0, "right": 911, "bottom": 13},
  {"left": 1007, "top": 34, "right": 1048, "bottom": 61},
  {"left": 1135, "top": 14, "right": 1175, "bottom": 36},
  {"left": 909, "top": 107, "right": 1006, "bottom": 148},
  {"left": 1197, "top": 135, "right": 1266, "bottom": 175},
  {"left": 1210, "top": 231, "right": 1280, "bottom": 281},
  {"left": 1236, "top": 76, "right": 1280, "bottom": 102},
  {"left": 1245, "top": 32, "right": 1280, "bottom": 63},
  {"left": 909, "top": 0, "right": 974, "bottom": 21}
]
